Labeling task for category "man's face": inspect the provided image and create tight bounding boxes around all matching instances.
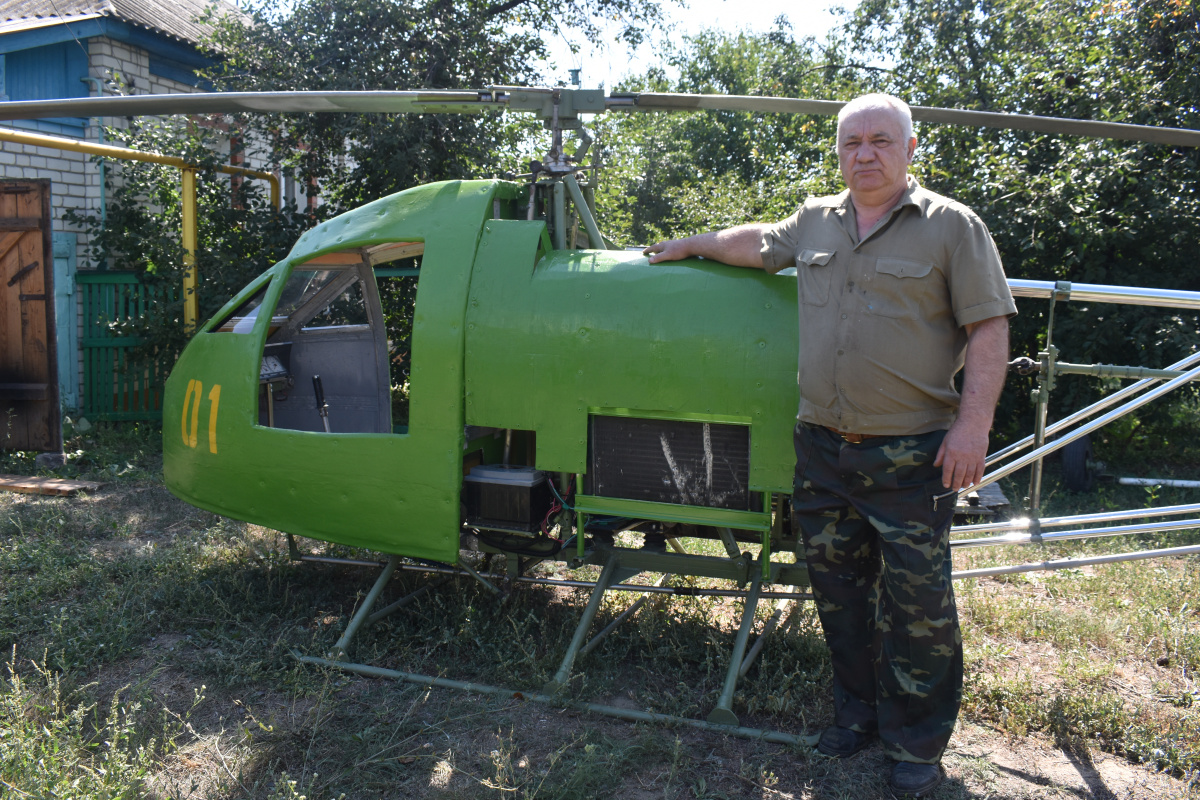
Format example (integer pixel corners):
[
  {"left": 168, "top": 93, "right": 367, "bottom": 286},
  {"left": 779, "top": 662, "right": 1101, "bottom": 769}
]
[{"left": 837, "top": 107, "right": 916, "bottom": 203}]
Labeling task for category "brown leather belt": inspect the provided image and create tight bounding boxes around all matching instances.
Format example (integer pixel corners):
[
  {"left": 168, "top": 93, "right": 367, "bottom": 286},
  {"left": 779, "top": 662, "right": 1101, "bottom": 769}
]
[{"left": 827, "top": 427, "right": 886, "bottom": 444}]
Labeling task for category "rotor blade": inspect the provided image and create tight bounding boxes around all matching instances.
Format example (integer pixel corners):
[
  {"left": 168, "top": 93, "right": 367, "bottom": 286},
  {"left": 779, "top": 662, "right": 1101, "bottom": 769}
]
[
  {"left": 621, "top": 93, "right": 1200, "bottom": 148},
  {"left": 0, "top": 91, "right": 500, "bottom": 121}
]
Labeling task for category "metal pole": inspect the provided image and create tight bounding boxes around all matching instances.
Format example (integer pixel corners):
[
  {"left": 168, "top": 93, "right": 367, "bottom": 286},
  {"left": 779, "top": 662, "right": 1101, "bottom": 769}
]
[
  {"left": 552, "top": 181, "right": 567, "bottom": 250},
  {"left": 987, "top": 350, "right": 1200, "bottom": 466},
  {"left": 330, "top": 554, "right": 400, "bottom": 659},
  {"left": 579, "top": 572, "right": 671, "bottom": 657},
  {"left": 0, "top": 126, "right": 280, "bottom": 200},
  {"left": 563, "top": 173, "right": 604, "bottom": 249},
  {"left": 953, "top": 501, "right": 1200, "bottom": 535},
  {"left": 1119, "top": 477, "right": 1200, "bottom": 489},
  {"left": 972, "top": 361, "right": 1200, "bottom": 492},
  {"left": 953, "top": 543, "right": 1200, "bottom": 580},
  {"left": 297, "top": 655, "right": 820, "bottom": 747},
  {"left": 181, "top": 168, "right": 198, "bottom": 333},
  {"left": 1008, "top": 279, "right": 1200, "bottom": 311},
  {"left": 952, "top": 516, "right": 1200, "bottom": 549},
  {"left": 290, "top": 554, "right": 814, "bottom": 599},
  {"left": 544, "top": 555, "right": 620, "bottom": 693},
  {"left": 708, "top": 567, "right": 763, "bottom": 726},
  {"left": 739, "top": 590, "right": 797, "bottom": 678}
]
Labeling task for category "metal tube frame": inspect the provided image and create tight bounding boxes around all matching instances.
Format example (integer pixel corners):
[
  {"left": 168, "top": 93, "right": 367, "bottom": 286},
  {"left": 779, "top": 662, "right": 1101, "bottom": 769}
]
[{"left": 708, "top": 565, "right": 763, "bottom": 726}]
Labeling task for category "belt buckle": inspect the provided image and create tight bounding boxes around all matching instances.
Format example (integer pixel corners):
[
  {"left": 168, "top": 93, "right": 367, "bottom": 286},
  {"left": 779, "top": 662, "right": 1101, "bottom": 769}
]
[{"left": 841, "top": 431, "right": 866, "bottom": 444}]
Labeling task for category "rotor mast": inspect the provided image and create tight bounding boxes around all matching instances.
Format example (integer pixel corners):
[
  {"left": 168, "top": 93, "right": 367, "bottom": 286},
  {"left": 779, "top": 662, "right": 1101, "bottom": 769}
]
[{"left": 487, "top": 86, "right": 610, "bottom": 250}]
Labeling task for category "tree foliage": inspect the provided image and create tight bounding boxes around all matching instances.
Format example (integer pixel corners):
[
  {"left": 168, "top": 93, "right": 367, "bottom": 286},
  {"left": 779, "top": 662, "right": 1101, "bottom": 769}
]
[
  {"left": 595, "top": 21, "right": 877, "bottom": 245},
  {"left": 66, "top": 123, "right": 309, "bottom": 358},
  {"left": 201, "top": 0, "right": 672, "bottom": 211}
]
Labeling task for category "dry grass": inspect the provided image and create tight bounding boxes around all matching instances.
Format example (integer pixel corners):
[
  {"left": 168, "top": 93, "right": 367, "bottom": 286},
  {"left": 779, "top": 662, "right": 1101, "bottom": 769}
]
[{"left": 1, "top": 424, "right": 1198, "bottom": 798}]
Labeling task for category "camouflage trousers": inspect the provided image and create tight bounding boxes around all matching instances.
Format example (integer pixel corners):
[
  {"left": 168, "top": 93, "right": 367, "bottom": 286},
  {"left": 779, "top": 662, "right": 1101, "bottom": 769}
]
[{"left": 792, "top": 422, "right": 962, "bottom": 764}]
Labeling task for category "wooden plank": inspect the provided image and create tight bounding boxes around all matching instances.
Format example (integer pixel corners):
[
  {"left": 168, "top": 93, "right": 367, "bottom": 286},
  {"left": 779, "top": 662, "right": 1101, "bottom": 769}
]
[
  {"left": 0, "top": 474, "right": 103, "bottom": 497},
  {"left": 0, "top": 382, "right": 49, "bottom": 399},
  {"left": 302, "top": 250, "right": 365, "bottom": 265},
  {"left": 366, "top": 241, "right": 424, "bottom": 265},
  {"left": 0, "top": 231, "right": 23, "bottom": 263},
  {"left": 0, "top": 217, "right": 43, "bottom": 230}
]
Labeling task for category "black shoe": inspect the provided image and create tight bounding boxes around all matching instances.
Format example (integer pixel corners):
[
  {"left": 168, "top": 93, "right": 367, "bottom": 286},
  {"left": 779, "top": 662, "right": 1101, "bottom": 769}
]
[
  {"left": 816, "top": 726, "right": 873, "bottom": 757},
  {"left": 888, "top": 762, "right": 944, "bottom": 797}
]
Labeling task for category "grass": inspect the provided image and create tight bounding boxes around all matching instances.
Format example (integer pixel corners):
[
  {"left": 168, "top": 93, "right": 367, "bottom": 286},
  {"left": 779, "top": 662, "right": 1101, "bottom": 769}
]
[{"left": 0, "top": 422, "right": 1197, "bottom": 798}]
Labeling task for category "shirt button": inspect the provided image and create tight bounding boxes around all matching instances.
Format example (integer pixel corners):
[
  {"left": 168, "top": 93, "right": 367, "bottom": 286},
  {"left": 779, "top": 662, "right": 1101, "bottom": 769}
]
[
  {"left": 837, "top": 349, "right": 844, "bottom": 355},
  {"left": 840, "top": 313, "right": 847, "bottom": 319}
]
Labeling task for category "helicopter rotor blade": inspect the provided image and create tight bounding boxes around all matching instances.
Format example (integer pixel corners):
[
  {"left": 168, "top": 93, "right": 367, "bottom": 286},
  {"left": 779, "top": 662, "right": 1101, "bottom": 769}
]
[
  {"left": 620, "top": 92, "right": 1200, "bottom": 148},
  {"left": 0, "top": 91, "right": 503, "bottom": 121},
  {"left": 2, "top": 88, "right": 1197, "bottom": 148}
]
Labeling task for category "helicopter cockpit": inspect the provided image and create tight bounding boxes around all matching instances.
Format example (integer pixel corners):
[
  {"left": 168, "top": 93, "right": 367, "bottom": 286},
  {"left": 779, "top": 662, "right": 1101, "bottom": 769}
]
[{"left": 210, "top": 242, "right": 422, "bottom": 435}]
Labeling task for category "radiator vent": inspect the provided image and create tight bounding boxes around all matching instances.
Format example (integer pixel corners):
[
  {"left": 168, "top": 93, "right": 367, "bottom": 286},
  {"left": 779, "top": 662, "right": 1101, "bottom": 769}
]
[{"left": 587, "top": 416, "right": 755, "bottom": 511}]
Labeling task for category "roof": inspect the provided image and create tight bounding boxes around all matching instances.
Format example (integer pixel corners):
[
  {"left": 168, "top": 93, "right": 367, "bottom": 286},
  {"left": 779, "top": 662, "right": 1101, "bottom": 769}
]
[{"left": 0, "top": 0, "right": 247, "bottom": 46}]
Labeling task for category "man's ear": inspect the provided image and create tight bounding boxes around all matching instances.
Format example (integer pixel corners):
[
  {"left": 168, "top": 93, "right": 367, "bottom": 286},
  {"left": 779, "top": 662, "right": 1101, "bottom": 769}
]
[{"left": 907, "top": 137, "right": 917, "bottom": 162}]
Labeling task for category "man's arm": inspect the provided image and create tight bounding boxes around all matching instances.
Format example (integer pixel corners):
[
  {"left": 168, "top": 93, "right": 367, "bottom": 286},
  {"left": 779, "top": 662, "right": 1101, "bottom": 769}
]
[
  {"left": 642, "top": 223, "right": 769, "bottom": 268},
  {"left": 934, "top": 315, "right": 1010, "bottom": 491}
]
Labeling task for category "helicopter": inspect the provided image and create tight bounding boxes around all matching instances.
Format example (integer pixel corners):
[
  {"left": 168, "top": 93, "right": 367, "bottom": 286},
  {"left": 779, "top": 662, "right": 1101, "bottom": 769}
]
[{"left": 3, "top": 86, "right": 1200, "bottom": 739}]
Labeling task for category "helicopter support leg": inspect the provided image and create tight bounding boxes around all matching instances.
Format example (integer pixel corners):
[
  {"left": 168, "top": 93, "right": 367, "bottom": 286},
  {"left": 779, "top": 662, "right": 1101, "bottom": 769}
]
[
  {"left": 543, "top": 554, "right": 635, "bottom": 694},
  {"left": 738, "top": 589, "right": 798, "bottom": 679},
  {"left": 329, "top": 554, "right": 400, "bottom": 660},
  {"left": 707, "top": 562, "right": 764, "bottom": 726},
  {"left": 367, "top": 577, "right": 452, "bottom": 626}
]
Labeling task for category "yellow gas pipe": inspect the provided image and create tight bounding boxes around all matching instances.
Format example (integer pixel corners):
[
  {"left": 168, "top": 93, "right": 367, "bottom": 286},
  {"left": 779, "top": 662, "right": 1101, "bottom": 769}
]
[{"left": 0, "top": 126, "right": 281, "bottom": 332}]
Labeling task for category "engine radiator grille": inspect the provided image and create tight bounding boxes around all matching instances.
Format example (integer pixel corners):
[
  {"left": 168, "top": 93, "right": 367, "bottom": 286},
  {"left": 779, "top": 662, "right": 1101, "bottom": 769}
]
[{"left": 586, "top": 416, "right": 756, "bottom": 511}]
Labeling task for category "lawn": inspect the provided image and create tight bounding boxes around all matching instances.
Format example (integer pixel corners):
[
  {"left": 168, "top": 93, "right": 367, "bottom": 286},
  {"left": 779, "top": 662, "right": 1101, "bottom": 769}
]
[{"left": 1, "top": 422, "right": 1197, "bottom": 799}]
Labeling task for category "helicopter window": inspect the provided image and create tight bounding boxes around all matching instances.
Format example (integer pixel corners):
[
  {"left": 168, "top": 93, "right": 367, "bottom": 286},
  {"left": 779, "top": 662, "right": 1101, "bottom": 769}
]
[
  {"left": 301, "top": 278, "right": 369, "bottom": 329},
  {"left": 212, "top": 283, "right": 270, "bottom": 333},
  {"left": 211, "top": 268, "right": 352, "bottom": 334}
]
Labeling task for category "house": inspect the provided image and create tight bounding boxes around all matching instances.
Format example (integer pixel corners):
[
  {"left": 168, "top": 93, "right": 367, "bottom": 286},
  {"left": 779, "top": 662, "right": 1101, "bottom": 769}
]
[{"left": 0, "top": 0, "right": 246, "bottom": 412}]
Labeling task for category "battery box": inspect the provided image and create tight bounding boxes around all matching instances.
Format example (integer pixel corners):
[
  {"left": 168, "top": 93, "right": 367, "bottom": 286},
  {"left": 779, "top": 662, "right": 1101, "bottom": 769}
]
[{"left": 463, "top": 465, "right": 554, "bottom": 532}]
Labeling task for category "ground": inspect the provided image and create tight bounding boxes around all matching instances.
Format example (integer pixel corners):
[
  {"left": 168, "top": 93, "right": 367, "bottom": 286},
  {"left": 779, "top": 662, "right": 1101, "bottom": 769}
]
[{"left": 1, "top": 447, "right": 1198, "bottom": 799}]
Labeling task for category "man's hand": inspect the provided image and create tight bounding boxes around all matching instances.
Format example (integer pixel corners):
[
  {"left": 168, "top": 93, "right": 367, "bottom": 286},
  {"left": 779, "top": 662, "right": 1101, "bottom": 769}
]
[
  {"left": 640, "top": 225, "right": 769, "bottom": 269},
  {"left": 933, "top": 419, "right": 990, "bottom": 491},
  {"left": 933, "top": 315, "right": 1009, "bottom": 491},
  {"left": 643, "top": 239, "right": 691, "bottom": 264}
]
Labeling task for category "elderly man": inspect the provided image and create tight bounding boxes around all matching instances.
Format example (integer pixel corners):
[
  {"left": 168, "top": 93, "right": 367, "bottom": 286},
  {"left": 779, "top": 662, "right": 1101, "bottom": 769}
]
[{"left": 644, "top": 93, "right": 1014, "bottom": 797}]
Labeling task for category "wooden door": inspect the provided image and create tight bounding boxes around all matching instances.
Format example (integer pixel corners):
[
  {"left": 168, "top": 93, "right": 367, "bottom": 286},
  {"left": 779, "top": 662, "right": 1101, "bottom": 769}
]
[{"left": 0, "top": 179, "right": 61, "bottom": 453}]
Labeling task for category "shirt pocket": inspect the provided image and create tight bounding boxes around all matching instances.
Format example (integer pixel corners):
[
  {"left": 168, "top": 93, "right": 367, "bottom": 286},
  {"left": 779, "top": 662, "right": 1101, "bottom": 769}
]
[
  {"left": 867, "top": 257, "right": 935, "bottom": 319},
  {"left": 796, "top": 248, "right": 835, "bottom": 306}
]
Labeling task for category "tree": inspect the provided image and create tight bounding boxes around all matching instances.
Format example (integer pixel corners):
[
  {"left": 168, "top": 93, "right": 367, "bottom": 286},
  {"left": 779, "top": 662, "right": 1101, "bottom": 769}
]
[
  {"left": 594, "top": 20, "right": 876, "bottom": 245},
  {"left": 201, "top": 0, "right": 673, "bottom": 212}
]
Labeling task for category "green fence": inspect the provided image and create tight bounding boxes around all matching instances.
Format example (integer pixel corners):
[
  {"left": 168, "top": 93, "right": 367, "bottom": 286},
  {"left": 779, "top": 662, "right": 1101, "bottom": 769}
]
[{"left": 77, "top": 272, "right": 172, "bottom": 422}]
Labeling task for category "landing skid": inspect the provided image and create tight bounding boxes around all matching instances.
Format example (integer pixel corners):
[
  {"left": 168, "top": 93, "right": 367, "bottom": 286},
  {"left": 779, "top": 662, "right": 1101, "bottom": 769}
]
[{"left": 290, "top": 533, "right": 819, "bottom": 747}]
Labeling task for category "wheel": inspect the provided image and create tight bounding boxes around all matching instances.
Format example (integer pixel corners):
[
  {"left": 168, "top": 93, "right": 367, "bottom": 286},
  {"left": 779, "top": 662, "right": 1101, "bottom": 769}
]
[{"left": 1061, "top": 434, "right": 1095, "bottom": 492}]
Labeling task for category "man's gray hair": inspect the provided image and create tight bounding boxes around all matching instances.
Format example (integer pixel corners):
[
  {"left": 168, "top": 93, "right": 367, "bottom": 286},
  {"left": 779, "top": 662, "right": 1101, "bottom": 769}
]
[{"left": 837, "top": 93, "right": 915, "bottom": 143}]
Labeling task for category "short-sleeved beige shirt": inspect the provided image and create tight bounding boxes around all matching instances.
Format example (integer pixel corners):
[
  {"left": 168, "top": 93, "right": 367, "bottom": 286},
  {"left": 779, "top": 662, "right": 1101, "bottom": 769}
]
[{"left": 760, "top": 176, "right": 1016, "bottom": 436}]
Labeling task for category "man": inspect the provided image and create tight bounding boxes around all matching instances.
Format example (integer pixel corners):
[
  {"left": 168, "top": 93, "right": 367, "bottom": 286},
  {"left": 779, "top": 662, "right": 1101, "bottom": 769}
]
[{"left": 643, "top": 93, "right": 1014, "bottom": 797}]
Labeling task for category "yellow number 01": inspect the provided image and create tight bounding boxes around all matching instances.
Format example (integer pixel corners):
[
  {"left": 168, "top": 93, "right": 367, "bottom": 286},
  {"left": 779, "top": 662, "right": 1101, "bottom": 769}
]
[{"left": 181, "top": 379, "right": 221, "bottom": 454}]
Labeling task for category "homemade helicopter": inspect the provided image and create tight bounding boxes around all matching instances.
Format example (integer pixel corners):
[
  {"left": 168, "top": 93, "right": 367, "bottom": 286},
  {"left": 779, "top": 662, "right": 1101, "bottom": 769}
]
[{"left": 3, "top": 86, "right": 1200, "bottom": 742}]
